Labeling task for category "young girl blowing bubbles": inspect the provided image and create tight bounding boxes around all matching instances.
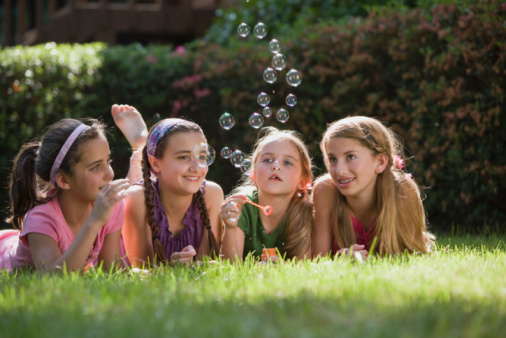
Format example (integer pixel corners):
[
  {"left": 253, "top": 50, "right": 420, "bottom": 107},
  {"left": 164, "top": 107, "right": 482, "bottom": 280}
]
[
  {"left": 221, "top": 127, "right": 313, "bottom": 261},
  {"left": 0, "top": 119, "right": 130, "bottom": 272},
  {"left": 120, "top": 116, "right": 223, "bottom": 267},
  {"left": 312, "top": 116, "right": 435, "bottom": 259}
]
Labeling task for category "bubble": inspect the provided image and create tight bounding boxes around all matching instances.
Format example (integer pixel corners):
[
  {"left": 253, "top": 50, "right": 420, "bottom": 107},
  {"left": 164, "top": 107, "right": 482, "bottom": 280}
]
[
  {"left": 272, "top": 53, "right": 287, "bottom": 71},
  {"left": 276, "top": 108, "right": 289, "bottom": 123},
  {"left": 269, "top": 39, "right": 281, "bottom": 53},
  {"left": 249, "top": 113, "right": 264, "bottom": 129},
  {"left": 221, "top": 147, "right": 232, "bottom": 159},
  {"left": 257, "top": 92, "right": 270, "bottom": 107},
  {"left": 237, "top": 23, "right": 250, "bottom": 37},
  {"left": 230, "top": 150, "right": 245, "bottom": 168},
  {"left": 262, "top": 107, "right": 273, "bottom": 118},
  {"left": 286, "top": 93, "right": 297, "bottom": 107},
  {"left": 193, "top": 143, "right": 216, "bottom": 167},
  {"left": 263, "top": 68, "right": 277, "bottom": 84},
  {"left": 286, "top": 69, "right": 302, "bottom": 87},
  {"left": 254, "top": 22, "right": 267, "bottom": 39},
  {"left": 240, "top": 159, "right": 252, "bottom": 173},
  {"left": 219, "top": 112, "right": 235, "bottom": 130}
]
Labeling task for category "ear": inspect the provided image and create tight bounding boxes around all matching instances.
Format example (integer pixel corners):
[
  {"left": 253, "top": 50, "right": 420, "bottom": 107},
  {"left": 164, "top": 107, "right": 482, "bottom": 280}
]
[
  {"left": 375, "top": 153, "right": 389, "bottom": 174},
  {"left": 148, "top": 155, "right": 162, "bottom": 175},
  {"left": 297, "top": 178, "right": 310, "bottom": 191},
  {"left": 55, "top": 172, "right": 71, "bottom": 190}
]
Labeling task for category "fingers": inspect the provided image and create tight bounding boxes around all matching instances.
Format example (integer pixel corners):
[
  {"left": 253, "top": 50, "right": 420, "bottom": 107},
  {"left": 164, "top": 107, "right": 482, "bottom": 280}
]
[
  {"left": 170, "top": 248, "right": 197, "bottom": 265},
  {"left": 99, "top": 179, "right": 131, "bottom": 203}
]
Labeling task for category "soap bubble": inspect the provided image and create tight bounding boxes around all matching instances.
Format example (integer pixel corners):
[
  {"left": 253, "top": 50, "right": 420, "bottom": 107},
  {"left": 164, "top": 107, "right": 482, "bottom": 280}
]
[
  {"left": 240, "top": 159, "right": 252, "bottom": 173},
  {"left": 262, "top": 107, "right": 273, "bottom": 118},
  {"left": 249, "top": 113, "right": 264, "bottom": 129},
  {"left": 269, "top": 39, "right": 281, "bottom": 53},
  {"left": 257, "top": 92, "right": 270, "bottom": 107},
  {"left": 263, "top": 68, "right": 277, "bottom": 84},
  {"left": 286, "top": 93, "right": 297, "bottom": 107},
  {"left": 272, "top": 53, "right": 287, "bottom": 71},
  {"left": 219, "top": 112, "right": 235, "bottom": 130},
  {"left": 286, "top": 69, "right": 302, "bottom": 87},
  {"left": 254, "top": 22, "right": 267, "bottom": 39},
  {"left": 230, "top": 150, "right": 245, "bottom": 168},
  {"left": 276, "top": 108, "right": 289, "bottom": 123},
  {"left": 193, "top": 143, "right": 216, "bottom": 167},
  {"left": 221, "top": 147, "right": 232, "bottom": 159},
  {"left": 237, "top": 23, "right": 250, "bottom": 37}
]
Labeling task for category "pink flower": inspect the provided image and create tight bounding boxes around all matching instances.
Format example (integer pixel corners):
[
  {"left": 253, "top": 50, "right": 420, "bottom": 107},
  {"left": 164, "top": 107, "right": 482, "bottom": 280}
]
[
  {"left": 393, "top": 155, "right": 404, "bottom": 169},
  {"left": 175, "top": 45, "right": 185, "bottom": 54},
  {"left": 301, "top": 183, "right": 313, "bottom": 194}
]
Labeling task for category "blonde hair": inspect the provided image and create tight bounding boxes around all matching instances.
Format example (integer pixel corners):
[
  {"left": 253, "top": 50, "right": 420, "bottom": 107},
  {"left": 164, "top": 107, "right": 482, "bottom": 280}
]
[
  {"left": 231, "top": 127, "right": 313, "bottom": 259},
  {"left": 320, "top": 116, "right": 435, "bottom": 255}
]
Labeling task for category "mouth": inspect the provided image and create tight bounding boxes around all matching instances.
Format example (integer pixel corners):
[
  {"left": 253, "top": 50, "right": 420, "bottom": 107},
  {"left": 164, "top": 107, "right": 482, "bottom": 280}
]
[
  {"left": 337, "top": 177, "right": 355, "bottom": 185},
  {"left": 269, "top": 174, "right": 282, "bottom": 181},
  {"left": 184, "top": 176, "right": 200, "bottom": 182}
]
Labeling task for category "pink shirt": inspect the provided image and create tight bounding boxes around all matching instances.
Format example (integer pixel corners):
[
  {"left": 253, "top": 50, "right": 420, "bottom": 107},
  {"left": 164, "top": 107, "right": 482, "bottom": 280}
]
[
  {"left": 332, "top": 215, "right": 377, "bottom": 254},
  {"left": 0, "top": 198, "right": 124, "bottom": 271}
]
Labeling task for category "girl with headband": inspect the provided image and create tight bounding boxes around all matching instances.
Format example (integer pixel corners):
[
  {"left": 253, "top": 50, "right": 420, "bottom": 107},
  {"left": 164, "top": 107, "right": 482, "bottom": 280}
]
[
  {"left": 0, "top": 119, "right": 130, "bottom": 272},
  {"left": 120, "top": 116, "right": 223, "bottom": 267},
  {"left": 312, "top": 116, "right": 435, "bottom": 259}
]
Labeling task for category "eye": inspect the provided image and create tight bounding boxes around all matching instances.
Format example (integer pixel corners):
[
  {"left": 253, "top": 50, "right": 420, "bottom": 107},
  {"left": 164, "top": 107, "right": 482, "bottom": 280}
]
[
  {"left": 178, "top": 155, "right": 191, "bottom": 160},
  {"left": 347, "top": 154, "right": 356, "bottom": 161},
  {"left": 91, "top": 164, "right": 101, "bottom": 171},
  {"left": 283, "top": 160, "right": 293, "bottom": 166},
  {"left": 328, "top": 156, "right": 337, "bottom": 164},
  {"left": 262, "top": 158, "right": 273, "bottom": 163}
]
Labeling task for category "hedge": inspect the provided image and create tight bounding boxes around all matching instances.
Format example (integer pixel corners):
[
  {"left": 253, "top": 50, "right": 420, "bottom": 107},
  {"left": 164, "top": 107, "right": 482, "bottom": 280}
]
[{"left": 1, "top": 1, "right": 504, "bottom": 230}]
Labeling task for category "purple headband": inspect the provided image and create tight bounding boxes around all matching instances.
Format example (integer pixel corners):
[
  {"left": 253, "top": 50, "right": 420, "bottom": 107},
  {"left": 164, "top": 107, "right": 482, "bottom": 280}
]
[
  {"left": 146, "top": 118, "right": 187, "bottom": 157},
  {"left": 50, "top": 124, "right": 90, "bottom": 184}
]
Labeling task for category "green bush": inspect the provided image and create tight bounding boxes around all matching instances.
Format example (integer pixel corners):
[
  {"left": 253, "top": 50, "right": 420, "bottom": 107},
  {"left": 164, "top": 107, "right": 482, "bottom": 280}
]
[{"left": 1, "top": 1, "right": 504, "bottom": 230}]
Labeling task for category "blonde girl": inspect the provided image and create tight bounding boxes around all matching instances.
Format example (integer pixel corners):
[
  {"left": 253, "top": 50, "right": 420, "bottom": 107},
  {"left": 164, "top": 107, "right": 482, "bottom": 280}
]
[
  {"left": 312, "top": 116, "right": 435, "bottom": 258},
  {"left": 0, "top": 119, "right": 130, "bottom": 272},
  {"left": 121, "top": 118, "right": 223, "bottom": 267},
  {"left": 221, "top": 127, "right": 313, "bottom": 261}
]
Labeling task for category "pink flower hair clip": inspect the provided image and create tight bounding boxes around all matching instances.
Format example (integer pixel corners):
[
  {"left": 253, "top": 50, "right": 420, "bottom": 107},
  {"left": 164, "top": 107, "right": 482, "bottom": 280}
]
[
  {"left": 301, "top": 183, "right": 313, "bottom": 194},
  {"left": 393, "top": 155, "right": 404, "bottom": 170}
]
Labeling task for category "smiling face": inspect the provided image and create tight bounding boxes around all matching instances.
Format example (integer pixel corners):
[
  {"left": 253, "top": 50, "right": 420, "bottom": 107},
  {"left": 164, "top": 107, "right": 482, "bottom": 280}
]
[
  {"left": 64, "top": 134, "right": 114, "bottom": 202},
  {"left": 325, "top": 137, "right": 386, "bottom": 201},
  {"left": 149, "top": 131, "right": 208, "bottom": 196},
  {"left": 252, "top": 139, "right": 306, "bottom": 197}
]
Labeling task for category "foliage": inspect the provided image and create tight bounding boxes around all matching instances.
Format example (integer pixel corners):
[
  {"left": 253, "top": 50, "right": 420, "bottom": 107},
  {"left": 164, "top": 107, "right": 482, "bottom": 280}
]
[{"left": 0, "top": 235, "right": 505, "bottom": 337}]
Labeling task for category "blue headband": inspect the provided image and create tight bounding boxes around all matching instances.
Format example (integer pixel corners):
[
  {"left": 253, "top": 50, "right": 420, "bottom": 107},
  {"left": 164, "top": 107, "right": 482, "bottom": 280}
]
[{"left": 146, "top": 119, "right": 187, "bottom": 157}]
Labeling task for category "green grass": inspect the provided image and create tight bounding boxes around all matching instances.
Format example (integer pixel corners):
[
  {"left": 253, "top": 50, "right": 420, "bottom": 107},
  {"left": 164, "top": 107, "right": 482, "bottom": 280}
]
[{"left": 1, "top": 234, "right": 505, "bottom": 337}]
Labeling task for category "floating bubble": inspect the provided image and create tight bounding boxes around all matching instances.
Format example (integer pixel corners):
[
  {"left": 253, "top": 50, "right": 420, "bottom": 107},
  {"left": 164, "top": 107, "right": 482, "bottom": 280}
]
[
  {"left": 272, "top": 53, "right": 287, "bottom": 71},
  {"left": 219, "top": 112, "right": 235, "bottom": 130},
  {"left": 286, "top": 93, "right": 297, "bottom": 107},
  {"left": 237, "top": 23, "right": 250, "bottom": 37},
  {"left": 221, "top": 147, "right": 232, "bottom": 159},
  {"left": 257, "top": 92, "right": 270, "bottom": 107},
  {"left": 193, "top": 143, "right": 216, "bottom": 167},
  {"left": 276, "top": 108, "right": 289, "bottom": 123},
  {"left": 262, "top": 107, "right": 273, "bottom": 118},
  {"left": 230, "top": 150, "right": 245, "bottom": 168},
  {"left": 240, "top": 159, "right": 252, "bottom": 173},
  {"left": 249, "top": 113, "right": 264, "bottom": 129},
  {"left": 254, "top": 22, "right": 267, "bottom": 39},
  {"left": 263, "top": 68, "right": 277, "bottom": 84},
  {"left": 269, "top": 39, "right": 281, "bottom": 54},
  {"left": 286, "top": 69, "right": 302, "bottom": 87}
]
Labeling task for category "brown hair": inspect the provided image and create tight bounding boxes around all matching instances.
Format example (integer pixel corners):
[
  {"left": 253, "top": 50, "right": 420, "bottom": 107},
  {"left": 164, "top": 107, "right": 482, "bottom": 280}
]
[
  {"left": 320, "top": 116, "right": 435, "bottom": 255},
  {"left": 141, "top": 119, "right": 219, "bottom": 262},
  {"left": 6, "top": 118, "right": 106, "bottom": 230},
  {"left": 231, "top": 127, "right": 313, "bottom": 259}
]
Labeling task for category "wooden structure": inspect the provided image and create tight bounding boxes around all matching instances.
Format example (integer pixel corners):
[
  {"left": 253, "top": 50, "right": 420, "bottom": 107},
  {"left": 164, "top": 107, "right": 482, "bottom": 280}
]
[{"left": 2, "top": 0, "right": 236, "bottom": 46}]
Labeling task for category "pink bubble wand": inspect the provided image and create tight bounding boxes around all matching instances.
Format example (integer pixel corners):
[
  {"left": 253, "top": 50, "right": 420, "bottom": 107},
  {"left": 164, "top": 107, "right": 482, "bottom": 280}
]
[{"left": 244, "top": 199, "right": 273, "bottom": 216}]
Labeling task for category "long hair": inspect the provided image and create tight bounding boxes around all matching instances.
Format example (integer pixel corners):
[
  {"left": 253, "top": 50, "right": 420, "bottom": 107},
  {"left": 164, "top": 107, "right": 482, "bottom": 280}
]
[
  {"left": 141, "top": 119, "right": 219, "bottom": 262},
  {"left": 320, "top": 116, "right": 435, "bottom": 255},
  {"left": 231, "top": 127, "right": 313, "bottom": 259},
  {"left": 6, "top": 118, "right": 105, "bottom": 230}
]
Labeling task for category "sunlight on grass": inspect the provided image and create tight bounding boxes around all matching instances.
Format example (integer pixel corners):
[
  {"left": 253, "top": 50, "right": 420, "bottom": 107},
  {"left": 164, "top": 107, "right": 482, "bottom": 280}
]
[{"left": 0, "top": 235, "right": 505, "bottom": 337}]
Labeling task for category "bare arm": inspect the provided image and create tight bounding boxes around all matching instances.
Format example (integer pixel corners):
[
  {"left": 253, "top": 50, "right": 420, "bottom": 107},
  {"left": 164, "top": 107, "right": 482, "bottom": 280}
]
[
  {"left": 97, "top": 228, "right": 123, "bottom": 270},
  {"left": 312, "top": 174, "right": 336, "bottom": 258},
  {"left": 197, "top": 181, "right": 224, "bottom": 258},
  {"left": 122, "top": 185, "right": 154, "bottom": 268}
]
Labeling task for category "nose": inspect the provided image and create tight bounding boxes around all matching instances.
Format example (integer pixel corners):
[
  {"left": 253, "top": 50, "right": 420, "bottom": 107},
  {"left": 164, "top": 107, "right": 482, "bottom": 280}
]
[
  {"left": 272, "top": 160, "right": 280, "bottom": 171},
  {"left": 105, "top": 164, "right": 114, "bottom": 181},
  {"left": 332, "top": 160, "right": 347, "bottom": 177}
]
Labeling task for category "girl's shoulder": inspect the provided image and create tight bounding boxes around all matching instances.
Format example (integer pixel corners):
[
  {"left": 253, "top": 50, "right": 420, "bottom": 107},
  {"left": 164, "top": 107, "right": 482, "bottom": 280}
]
[
  {"left": 203, "top": 180, "right": 224, "bottom": 198},
  {"left": 313, "top": 174, "right": 336, "bottom": 193}
]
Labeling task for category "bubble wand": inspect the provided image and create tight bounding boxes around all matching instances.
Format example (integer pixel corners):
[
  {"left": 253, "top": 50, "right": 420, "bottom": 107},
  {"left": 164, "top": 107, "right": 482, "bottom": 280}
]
[{"left": 244, "top": 199, "right": 273, "bottom": 216}]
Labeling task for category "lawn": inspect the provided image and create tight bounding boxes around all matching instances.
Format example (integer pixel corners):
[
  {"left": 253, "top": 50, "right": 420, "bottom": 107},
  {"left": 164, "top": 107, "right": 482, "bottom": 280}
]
[{"left": 0, "top": 234, "right": 504, "bottom": 337}]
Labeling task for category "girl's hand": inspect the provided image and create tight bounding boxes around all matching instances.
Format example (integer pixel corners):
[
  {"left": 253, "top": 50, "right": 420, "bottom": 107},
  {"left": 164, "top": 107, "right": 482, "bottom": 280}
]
[
  {"left": 336, "top": 244, "right": 369, "bottom": 261},
  {"left": 220, "top": 195, "right": 248, "bottom": 229},
  {"left": 89, "top": 179, "right": 131, "bottom": 228},
  {"left": 170, "top": 245, "right": 197, "bottom": 265}
]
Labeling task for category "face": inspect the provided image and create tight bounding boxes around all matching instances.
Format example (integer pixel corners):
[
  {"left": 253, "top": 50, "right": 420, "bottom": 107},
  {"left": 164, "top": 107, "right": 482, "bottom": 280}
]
[
  {"left": 325, "top": 137, "right": 385, "bottom": 200},
  {"left": 64, "top": 134, "right": 114, "bottom": 201},
  {"left": 150, "top": 131, "right": 208, "bottom": 196},
  {"left": 252, "top": 139, "right": 306, "bottom": 197}
]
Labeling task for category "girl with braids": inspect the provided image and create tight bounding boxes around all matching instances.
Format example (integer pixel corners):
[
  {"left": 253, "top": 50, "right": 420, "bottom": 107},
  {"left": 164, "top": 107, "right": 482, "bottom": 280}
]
[
  {"left": 221, "top": 127, "right": 313, "bottom": 261},
  {"left": 312, "top": 116, "right": 435, "bottom": 259},
  {"left": 0, "top": 119, "right": 130, "bottom": 272},
  {"left": 120, "top": 116, "right": 223, "bottom": 267}
]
